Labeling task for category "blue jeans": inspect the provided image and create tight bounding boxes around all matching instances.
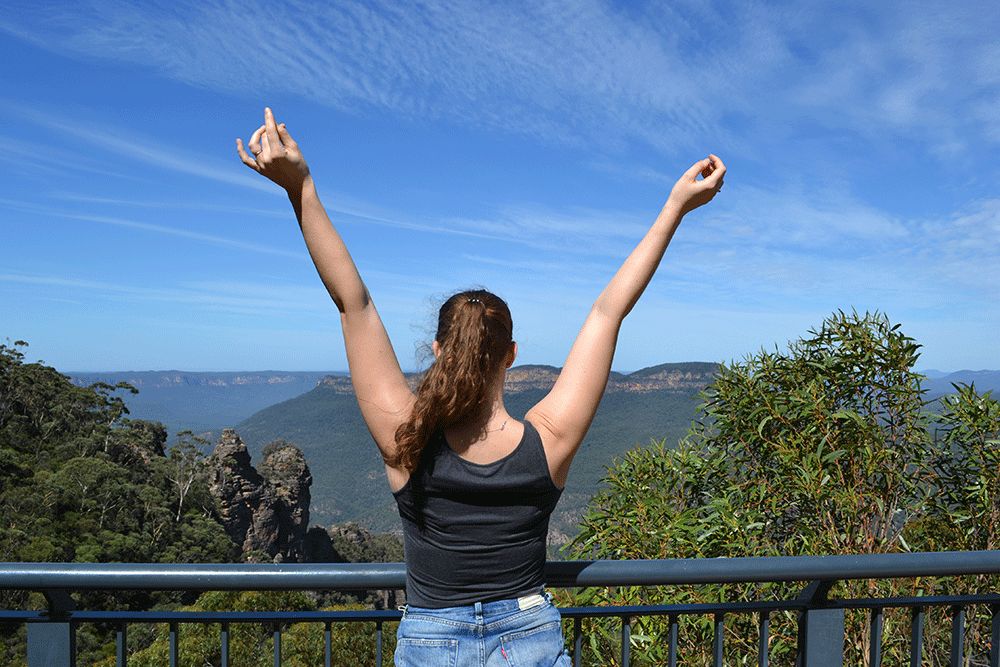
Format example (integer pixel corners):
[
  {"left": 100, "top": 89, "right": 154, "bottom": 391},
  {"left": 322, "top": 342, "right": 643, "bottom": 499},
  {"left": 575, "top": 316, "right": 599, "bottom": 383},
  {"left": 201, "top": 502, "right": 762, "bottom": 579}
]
[{"left": 395, "top": 591, "right": 571, "bottom": 667}]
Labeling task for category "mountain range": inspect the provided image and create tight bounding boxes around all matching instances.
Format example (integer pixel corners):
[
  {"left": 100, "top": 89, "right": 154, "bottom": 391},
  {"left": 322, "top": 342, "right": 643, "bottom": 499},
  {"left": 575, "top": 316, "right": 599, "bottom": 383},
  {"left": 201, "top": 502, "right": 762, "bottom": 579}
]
[
  {"left": 71, "top": 363, "right": 719, "bottom": 539},
  {"left": 69, "top": 365, "right": 1000, "bottom": 540}
]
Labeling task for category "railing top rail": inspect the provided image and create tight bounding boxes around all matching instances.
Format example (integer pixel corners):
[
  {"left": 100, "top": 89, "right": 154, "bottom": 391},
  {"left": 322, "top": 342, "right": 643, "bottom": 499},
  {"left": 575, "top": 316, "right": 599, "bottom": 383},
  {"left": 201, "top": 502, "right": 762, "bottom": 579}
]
[
  {"left": 4, "top": 551, "right": 1000, "bottom": 592},
  {"left": 547, "top": 550, "right": 1000, "bottom": 587}
]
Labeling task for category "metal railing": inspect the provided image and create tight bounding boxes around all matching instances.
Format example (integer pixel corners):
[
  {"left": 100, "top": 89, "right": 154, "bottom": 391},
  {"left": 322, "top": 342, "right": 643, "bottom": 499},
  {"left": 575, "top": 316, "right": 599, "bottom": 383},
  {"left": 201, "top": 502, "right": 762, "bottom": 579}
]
[{"left": 5, "top": 551, "right": 1000, "bottom": 666}]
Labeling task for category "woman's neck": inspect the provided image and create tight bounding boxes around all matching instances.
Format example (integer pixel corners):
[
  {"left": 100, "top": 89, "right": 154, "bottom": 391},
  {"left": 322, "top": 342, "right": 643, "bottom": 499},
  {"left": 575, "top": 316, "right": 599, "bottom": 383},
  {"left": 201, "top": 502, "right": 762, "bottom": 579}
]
[
  {"left": 444, "top": 373, "right": 518, "bottom": 452},
  {"left": 451, "top": 393, "right": 508, "bottom": 439}
]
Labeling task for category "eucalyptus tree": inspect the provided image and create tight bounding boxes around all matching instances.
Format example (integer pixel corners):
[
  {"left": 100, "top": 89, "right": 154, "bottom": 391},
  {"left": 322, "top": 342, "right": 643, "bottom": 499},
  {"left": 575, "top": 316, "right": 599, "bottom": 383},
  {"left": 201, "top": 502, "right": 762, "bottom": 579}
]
[{"left": 565, "top": 312, "right": 942, "bottom": 665}]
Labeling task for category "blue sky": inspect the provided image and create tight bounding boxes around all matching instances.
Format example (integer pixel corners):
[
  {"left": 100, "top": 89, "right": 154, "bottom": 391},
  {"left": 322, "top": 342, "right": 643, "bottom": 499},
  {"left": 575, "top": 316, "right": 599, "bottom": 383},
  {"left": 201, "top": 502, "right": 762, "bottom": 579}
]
[{"left": 2, "top": 0, "right": 998, "bottom": 374}]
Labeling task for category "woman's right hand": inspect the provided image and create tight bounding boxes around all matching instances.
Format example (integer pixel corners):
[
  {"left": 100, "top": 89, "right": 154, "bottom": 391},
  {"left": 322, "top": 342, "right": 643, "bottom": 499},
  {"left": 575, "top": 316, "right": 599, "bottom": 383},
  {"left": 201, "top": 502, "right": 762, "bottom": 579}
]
[{"left": 237, "top": 107, "right": 311, "bottom": 194}]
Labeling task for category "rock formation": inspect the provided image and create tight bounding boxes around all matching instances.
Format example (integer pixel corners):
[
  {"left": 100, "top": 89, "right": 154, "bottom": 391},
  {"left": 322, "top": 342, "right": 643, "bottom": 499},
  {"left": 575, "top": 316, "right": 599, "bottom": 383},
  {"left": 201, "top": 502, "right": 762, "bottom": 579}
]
[
  {"left": 207, "top": 429, "right": 404, "bottom": 606},
  {"left": 209, "top": 429, "right": 312, "bottom": 562}
]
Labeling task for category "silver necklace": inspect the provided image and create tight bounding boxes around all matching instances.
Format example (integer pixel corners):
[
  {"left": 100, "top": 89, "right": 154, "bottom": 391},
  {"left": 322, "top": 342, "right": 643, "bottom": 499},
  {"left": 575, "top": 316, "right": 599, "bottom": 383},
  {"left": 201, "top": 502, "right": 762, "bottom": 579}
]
[{"left": 487, "top": 417, "right": 509, "bottom": 433}]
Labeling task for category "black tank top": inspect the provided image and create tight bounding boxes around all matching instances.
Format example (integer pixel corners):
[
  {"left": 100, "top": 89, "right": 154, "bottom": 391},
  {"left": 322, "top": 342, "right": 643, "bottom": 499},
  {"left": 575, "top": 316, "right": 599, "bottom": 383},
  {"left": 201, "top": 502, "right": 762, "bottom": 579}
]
[{"left": 393, "top": 421, "right": 563, "bottom": 608}]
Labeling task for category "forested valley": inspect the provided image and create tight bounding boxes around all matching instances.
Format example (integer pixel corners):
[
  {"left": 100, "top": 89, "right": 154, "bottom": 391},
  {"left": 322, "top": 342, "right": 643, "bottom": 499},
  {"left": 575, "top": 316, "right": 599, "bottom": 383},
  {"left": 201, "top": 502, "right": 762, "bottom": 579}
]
[{"left": 0, "top": 340, "right": 401, "bottom": 665}]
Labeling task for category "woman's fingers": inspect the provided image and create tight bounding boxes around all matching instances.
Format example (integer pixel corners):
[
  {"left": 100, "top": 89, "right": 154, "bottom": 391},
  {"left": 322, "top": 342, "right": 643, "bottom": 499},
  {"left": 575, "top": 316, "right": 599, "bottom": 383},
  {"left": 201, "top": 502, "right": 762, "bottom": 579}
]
[
  {"left": 682, "top": 158, "right": 712, "bottom": 183},
  {"left": 703, "top": 155, "right": 725, "bottom": 190},
  {"left": 263, "top": 107, "right": 283, "bottom": 151},
  {"left": 236, "top": 122, "right": 269, "bottom": 170},
  {"left": 236, "top": 138, "right": 257, "bottom": 169},
  {"left": 691, "top": 155, "right": 725, "bottom": 189},
  {"left": 276, "top": 123, "right": 297, "bottom": 151},
  {"left": 706, "top": 155, "right": 725, "bottom": 180},
  {"left": 243, "top": 125, "right": 266, "bottom": 159}
]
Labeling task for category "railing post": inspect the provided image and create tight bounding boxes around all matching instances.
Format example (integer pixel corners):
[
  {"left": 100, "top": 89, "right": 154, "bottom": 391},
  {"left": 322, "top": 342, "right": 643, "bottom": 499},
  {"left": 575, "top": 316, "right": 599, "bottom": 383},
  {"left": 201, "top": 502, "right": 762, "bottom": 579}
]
[
  {"left": 797, "top": 580, "right": 844, "bottom": 667},
  {"left": 169, "top": 622, "right": 178, "bottom": 667},
  {"left": 799, "top": 608, "right": 845, "bottom": 667},
  {"left": 221, "top": 622, "right": 230, "bottom": 667},
  {"left": 869, "top": 607, "right": 883, "bottom": 667},
  {"left": 910, "top": 607, "right": 924, "bottom": 667},
  {"left": 951, "top": 606, "right": 965, "bottom": 667},
  {"left": 758, "top": 611, "right": 770, "bottom": 667},
  {"left": 620, "top": 615, "right": 630, "bottom": 667},
  {"left": 668, "top": 614, "right": 679, "bottom": 667},
  {"left": 324, "top": 622, "right": 332, "bottom": 667},
  {"left": 117, "top": 622, "right": 127, "bottom": 667},
  {"left": 991, "top": 604, "right": 1000, "bottom": 667},
  {"left": 27, "top": 590, "right": 76, "bottom": 667},
  {"left": 273, "top": 624, "right": 281, "bottom": 667},
  {"left": 714, "top": 613, "right": 724, "bottom": 667},
  {"left": 573, "top": 617, "right": 582, "bottom": 667}
]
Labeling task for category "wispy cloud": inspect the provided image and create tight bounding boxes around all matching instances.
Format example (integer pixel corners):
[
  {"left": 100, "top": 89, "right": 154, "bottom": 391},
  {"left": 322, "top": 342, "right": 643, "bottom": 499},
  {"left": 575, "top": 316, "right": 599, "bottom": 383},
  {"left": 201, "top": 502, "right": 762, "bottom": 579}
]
[
  {"left": 6, "top": 98, "right": 661, "bottom": 251},
  {"left": 0, "top": 197, "right": 306, "bottom": 258},
  {"left": 1, "top": 270, "right": 326, "bottom": 316},
  {"left": 49, "top": 193, "right": 291, "bottom": 218},
  {"left": 763, "top": 2, "right": 1000, "bottom": 158},
  {"left": 444, "top": 203, "right": 650, "bottom": 256},
  {"left": 5, "top": 1, "right": 995, "bottom": 163},
  {"left": 0, "top": 133, "right": 132, "bottom": 183},
  {"left": 1, "top": 100, "right": 278, "bottom": 197}
]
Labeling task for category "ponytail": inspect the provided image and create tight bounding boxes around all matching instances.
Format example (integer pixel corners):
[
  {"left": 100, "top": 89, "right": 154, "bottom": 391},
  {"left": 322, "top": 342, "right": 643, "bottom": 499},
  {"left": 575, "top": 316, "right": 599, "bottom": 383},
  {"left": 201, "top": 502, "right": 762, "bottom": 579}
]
[{"left": 392, "top": 290, "right": 512, "bottom": 471}]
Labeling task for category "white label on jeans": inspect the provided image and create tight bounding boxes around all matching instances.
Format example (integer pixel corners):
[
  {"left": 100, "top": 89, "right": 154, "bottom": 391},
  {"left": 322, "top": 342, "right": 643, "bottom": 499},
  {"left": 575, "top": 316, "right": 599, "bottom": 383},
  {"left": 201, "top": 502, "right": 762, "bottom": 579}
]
[{"left": 517, "top": 594, "right": 545, "bottom": 610}]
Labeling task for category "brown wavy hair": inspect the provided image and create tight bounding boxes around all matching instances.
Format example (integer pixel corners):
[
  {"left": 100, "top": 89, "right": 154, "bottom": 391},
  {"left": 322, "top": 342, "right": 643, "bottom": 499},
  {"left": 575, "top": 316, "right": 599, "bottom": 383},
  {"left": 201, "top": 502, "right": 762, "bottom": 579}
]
[{"left": 391, "top": 289, "right": 513, "bottom": 472}]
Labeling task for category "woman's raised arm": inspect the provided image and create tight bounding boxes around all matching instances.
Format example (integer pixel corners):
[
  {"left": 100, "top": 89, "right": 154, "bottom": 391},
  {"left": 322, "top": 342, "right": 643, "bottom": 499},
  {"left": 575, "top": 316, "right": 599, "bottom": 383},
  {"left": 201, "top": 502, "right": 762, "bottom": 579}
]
[
  {"left": 237, "top": 109, "right": 414, "bottom": 463},
  {"left": 526, "top": 155, "right": 726, "bottom": 487}
]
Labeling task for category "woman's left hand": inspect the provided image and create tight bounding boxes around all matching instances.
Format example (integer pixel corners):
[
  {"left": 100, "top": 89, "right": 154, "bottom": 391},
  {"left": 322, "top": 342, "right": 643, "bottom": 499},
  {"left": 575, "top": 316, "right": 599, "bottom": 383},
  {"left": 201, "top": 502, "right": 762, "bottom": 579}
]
[
  {"left": 665, "top": 154, "right": 726, "bottom": 216},
  {"left": 237, "top": 107, "right": 311, "bottom": 193}
]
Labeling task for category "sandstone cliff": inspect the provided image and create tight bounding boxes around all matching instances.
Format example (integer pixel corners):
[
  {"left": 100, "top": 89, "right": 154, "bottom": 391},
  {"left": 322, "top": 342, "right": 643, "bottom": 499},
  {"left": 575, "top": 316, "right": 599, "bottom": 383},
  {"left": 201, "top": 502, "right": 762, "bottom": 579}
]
[
  {"left": 207, "top": 429, "right": 404, "bottom": 606},
  {"left": 209, "top": 429, "right": 312, "bottom": 562},
  {"left": 318, "top": 361, "right": 718, "bottom": 395}
]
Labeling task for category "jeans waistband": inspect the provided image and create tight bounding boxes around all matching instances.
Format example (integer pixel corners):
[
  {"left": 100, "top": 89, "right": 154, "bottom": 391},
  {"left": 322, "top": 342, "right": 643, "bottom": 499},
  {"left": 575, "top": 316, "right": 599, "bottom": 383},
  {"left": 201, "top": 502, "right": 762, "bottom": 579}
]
[{"left": 405, "top": 588, "right": 548, "bottom": 616}]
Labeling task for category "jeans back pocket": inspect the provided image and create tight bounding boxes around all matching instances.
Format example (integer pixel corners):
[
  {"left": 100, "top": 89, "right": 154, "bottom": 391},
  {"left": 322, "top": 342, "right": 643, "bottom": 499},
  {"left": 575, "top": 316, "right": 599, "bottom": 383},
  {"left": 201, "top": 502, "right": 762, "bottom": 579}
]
[
  {"left": 395, "top": 637, "right": 460, "bottom": 667},
  {"left": 499, "top": 618, "right": 570, "bottom": 667}
]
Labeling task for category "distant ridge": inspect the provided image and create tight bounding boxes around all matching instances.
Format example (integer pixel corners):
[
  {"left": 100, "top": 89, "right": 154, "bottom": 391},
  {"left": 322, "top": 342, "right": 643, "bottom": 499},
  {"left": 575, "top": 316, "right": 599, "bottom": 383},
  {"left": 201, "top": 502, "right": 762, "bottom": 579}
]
[
  {"left": 68, "top": 370, "right": 349, "bottom": 388},
  {"left": 67, "top": 364, "right": 997, "bottom": 447},
  {"left": 315, "top": 362, "right": 719, "bottom": 394},
  {"left": 922, "top": 370, "right": 1000, "bottom": 396},
  {"left": 68, "top": 370, "right": 344, "bottom": 437}
]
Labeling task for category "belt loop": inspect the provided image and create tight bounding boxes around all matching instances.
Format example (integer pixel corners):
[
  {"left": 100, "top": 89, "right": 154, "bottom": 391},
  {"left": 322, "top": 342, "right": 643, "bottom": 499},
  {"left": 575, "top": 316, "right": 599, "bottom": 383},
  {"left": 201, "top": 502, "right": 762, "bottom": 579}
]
[{"left": 474, "top": 601, "right": 483, "bottom": 623}]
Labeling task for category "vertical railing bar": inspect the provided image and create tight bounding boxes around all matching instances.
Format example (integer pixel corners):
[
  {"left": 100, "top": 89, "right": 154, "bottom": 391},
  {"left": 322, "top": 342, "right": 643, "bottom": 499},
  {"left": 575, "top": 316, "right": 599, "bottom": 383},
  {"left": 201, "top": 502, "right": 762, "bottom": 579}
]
[
  {"left": 620, "top": 615, "right": 630, "bottom": 667},
  {"left": 910, "top": 607, "right": 924, "bottom": 667},
  {"left": 758, "top": 611, "right": 770, "bottom": 667},
  {"left": 324, "top": 622, "right": 332, "bottom": 667},
  {"left": 991, "top": 604, "right": 1000, "bottom": 667},
  {"left": 273, "top": 623, "right": 282, "bottom": 667},
  {"left": 573, "top": 617, "right": 582, "bottom": 667},
  {"left": 116, "top": 622, "right": 126, "bottom": 667},
  {"left": 714, "top": 613, "right": 724, "bottom": 667},
  {"left": 376, "top": 620, "right": 383, "bottom": 667},
  {"left": 221, "top": 622, "right": 230, "bottom": 667},
  {"left": 951, "top": 606, "right": 965, "bottom": 667},
  {"left": 169, "top": 622, "right": 178, "bottom": 667},
  {"left": 869, "top": 607, "right": 883, "bottom": 667},
  {"left": 668, "top": 614, "right": 679, "bottom": 667}
]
